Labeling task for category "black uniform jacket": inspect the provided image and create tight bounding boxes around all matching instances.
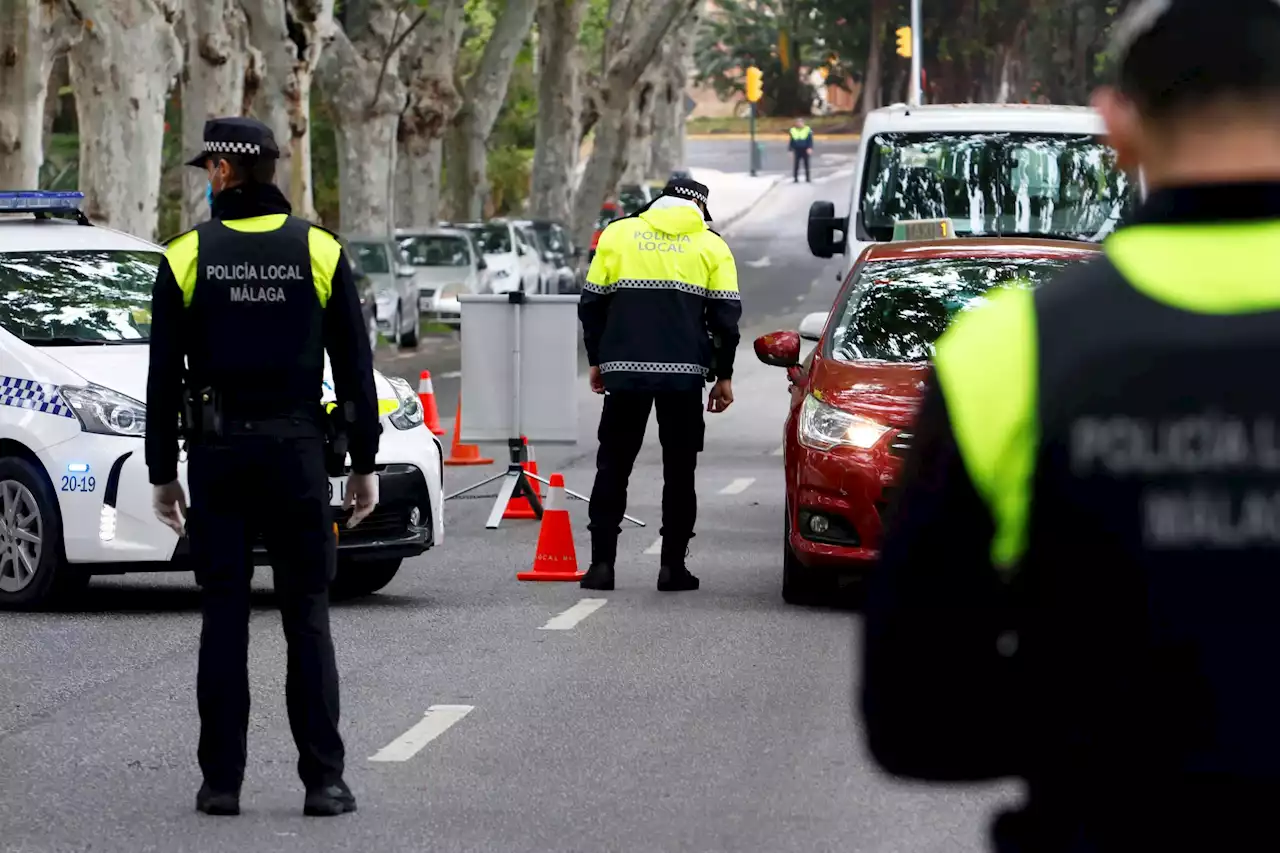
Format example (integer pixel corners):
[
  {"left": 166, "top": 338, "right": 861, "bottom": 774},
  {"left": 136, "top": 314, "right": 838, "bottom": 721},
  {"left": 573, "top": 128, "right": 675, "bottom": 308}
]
[
  {"left": 145, "top": 183, "right": 379, "bottom": 485},
  {"left": 860, "top": 181, "right": 1280, "bottom": 852}
]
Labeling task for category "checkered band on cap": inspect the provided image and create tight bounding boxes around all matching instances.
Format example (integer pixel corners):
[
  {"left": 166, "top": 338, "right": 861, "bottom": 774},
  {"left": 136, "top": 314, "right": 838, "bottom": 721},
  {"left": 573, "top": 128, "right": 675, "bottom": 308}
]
[
  {"left": 670, "top": 185, "right": 708, "bottom": 205},
  {"left": 205, "top": 140, "right": 262, "bottom": 156}
]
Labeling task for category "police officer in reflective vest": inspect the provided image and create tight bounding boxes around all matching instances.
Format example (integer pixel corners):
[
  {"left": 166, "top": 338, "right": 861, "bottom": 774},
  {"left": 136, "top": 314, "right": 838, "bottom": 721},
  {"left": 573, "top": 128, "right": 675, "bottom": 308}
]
[
  {"left": 860, "top": 1, "right": 1280, "bottom": 849},
  {"left": 145, "top": 117, "right": 380, "bottom": 818},
  {"left": 788, "top": 118, "right": 813, "bottom": 183},
  {"left": 579, "top": 177, "right": 741, "bottom": 592}
]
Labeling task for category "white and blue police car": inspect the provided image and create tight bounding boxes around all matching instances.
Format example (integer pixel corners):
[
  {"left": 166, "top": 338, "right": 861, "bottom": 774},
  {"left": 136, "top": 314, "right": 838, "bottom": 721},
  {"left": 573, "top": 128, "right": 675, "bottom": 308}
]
[{"left": 0, "top": 191, "right": 444, "bottom": 609}]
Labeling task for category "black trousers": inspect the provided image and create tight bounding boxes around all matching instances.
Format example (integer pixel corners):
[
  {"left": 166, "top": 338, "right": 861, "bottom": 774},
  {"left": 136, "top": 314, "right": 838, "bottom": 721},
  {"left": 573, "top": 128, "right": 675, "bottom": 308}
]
[
  {"left": 588, "top": 390, "right": 704, "bottom": 564},
  {"left": 793, "top": 150, "right": 810, "bottom": 181},
  {"left": 186, "top": 435, "right": 343, "bottom": 792}
]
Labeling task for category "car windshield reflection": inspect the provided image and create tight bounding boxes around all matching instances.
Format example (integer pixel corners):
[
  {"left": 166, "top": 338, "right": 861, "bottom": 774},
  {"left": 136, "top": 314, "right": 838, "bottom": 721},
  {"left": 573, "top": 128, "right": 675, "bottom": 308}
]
[{"left": 0, "top": 250, "right": 159, "bottom": 344}]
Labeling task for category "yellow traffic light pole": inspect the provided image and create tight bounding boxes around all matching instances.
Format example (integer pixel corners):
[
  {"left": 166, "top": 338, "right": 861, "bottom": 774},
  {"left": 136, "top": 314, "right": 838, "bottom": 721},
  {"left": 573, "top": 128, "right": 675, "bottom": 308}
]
[{"left": 745, "top": 65, "right": 763, "bottom": 176}]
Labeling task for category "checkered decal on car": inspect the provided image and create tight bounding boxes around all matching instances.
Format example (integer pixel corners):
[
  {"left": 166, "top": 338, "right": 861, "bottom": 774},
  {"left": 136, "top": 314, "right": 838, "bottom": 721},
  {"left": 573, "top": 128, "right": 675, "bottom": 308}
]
[{"left": 0, "top": 376, "right": 76, "bottom": 419}]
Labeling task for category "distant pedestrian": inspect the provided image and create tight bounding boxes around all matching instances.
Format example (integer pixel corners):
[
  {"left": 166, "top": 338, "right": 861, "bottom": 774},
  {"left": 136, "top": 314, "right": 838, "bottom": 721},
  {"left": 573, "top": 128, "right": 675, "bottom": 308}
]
[
  {"left": 578, "top": 177, "right": 741, "bottom": 592},
  {"left": 789, "top": 117, "right": 813, "bottom": 183}
]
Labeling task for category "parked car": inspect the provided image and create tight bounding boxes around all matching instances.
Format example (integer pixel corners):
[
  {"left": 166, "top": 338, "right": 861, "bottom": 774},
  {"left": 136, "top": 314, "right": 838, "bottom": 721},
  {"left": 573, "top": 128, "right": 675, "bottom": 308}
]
[
  {"left": 445, "top": 220, "right": 540, "bottom": 293},
  {"left": 346, "top": 237, "right": 419, "bottom": 347},
  {"left": 512, "top": 219, "right": 582, "bottom": 293},
  {"left": 344, "top": 248, "right": 381, "bottom": 352},
  {"left": 754, "top": 226, "right": 1101, "bottom": 604},
  {"left": 588, "top": 201, "right": 623, "bottom": 264},
  {"left": 618, "top": 183, "right": 654, "bottom": 215},
  {"left": 397, "top": 228, "right": 485, "bottom": 326}
]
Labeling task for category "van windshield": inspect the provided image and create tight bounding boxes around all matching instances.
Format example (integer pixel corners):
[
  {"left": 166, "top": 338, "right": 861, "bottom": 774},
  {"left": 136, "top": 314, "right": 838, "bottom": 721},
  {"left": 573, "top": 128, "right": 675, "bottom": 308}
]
[
  {"left": 860, "top": 131, "right": 1135, "bottom": 243},
  {"left": 0, "top": 250, "right": 159, "bottom": 344}
]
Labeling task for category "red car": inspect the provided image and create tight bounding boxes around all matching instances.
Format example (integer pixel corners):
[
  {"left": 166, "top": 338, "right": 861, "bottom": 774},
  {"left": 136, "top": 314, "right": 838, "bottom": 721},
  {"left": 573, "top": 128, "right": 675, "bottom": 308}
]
[{"left": 754, "top": 235, "right": 1101, "bottom": 604}]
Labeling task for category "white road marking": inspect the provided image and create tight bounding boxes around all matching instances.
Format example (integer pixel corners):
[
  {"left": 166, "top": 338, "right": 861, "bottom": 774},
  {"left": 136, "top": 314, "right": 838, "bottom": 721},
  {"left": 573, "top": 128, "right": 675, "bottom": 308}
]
[
  {"left": 644, "top": 536, "right": 663, "bottom": 554},
  {"left": 772, "top": 443, "right": 785, "bottom": 456},
  {"left": 439, "top": 370, "right": 462, "bottom": 379},
  {"left": 719, "top": 477, "right": 755, "bottom": 495},
  {"left": 540, "top": 598, "right": 608, "bottom": 631},
  {"left": 745, "top": 256, "right": 772, "bottom": 268},
  {"left": 368, "top": 705, "right": 474, "bottom": 762}
]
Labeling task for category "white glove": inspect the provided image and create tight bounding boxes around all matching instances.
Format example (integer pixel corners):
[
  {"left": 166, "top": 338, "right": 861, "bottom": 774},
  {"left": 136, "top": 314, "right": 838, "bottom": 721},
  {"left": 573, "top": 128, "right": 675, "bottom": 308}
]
[
  {"left": 152, "top": 480, "right": 187, "bottom": 536},
  {"left": 344, "top": 472, "right": 378, "bottom": 528}
]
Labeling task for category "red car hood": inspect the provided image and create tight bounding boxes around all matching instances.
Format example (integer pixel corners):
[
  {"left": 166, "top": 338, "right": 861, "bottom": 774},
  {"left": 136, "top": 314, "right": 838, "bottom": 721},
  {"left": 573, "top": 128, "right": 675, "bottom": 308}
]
[{"left": 809, "top": 357, "right": 929, "bottom": 427}]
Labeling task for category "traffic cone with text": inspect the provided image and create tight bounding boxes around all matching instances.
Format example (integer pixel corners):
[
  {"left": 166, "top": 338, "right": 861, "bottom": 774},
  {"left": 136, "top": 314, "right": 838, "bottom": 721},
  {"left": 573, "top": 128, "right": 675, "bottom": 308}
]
[
  {"left": 517, "top": 474, "right": 584, "bottom": 582},
  {"left": 443, "top": 390, "right": 494, "bottom": 466},
  {"left": 418, "top": 370, "right": 445, "bottom": 435},
  {"left": 502, "top": 436, "right": 541, "bottom": 519}
]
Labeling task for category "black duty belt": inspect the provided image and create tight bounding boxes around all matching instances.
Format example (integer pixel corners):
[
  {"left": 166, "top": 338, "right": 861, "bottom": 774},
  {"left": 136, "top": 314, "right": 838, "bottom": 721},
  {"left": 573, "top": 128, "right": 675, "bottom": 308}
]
[{"left": 219, "top": 416, "right": 325, "bottom": 440}]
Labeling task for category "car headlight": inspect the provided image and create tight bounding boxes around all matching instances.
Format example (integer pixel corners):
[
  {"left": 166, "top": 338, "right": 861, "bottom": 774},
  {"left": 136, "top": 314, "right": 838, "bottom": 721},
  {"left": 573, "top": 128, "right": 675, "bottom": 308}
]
[
  {"left": 60, "top": 383, "right": 147, "bottom": 437},
  {"left": 385, "top": 375, "right": 424, "bottom": 430},
  {"left": 440, "top": 282, "right": 466, "bottom": 298},
  {"left": 796, "top": 393, "right": 889, "bottom": 451}
]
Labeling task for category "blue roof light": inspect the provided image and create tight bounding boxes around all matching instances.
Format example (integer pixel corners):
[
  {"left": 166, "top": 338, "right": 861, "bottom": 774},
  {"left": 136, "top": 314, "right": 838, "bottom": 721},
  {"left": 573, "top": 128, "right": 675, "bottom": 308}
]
[{"left": 0, "top": 191, "right": 84, "bottom": 214}]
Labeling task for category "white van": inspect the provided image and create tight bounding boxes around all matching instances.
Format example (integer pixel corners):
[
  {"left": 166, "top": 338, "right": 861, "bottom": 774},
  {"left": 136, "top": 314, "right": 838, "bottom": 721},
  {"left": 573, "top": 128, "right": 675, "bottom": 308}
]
[{"left": 808, "top": 103, "right": 1139, "bottom": 280}]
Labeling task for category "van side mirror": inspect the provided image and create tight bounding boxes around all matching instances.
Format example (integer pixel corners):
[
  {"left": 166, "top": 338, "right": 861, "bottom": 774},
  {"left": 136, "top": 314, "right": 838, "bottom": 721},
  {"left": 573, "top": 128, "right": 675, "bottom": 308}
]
[
  {"left": 477, "top": 256, "right": 488, "bottom": 270},
  {"left": 807, "top": 200, "right": 848, "bottom": 258},
  {"left": 395, "top": 264, "right": 415, "bottom": 278}
]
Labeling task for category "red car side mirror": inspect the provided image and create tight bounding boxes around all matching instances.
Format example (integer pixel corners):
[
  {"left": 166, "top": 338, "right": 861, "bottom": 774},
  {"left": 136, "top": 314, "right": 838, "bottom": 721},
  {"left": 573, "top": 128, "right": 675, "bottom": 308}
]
[{"left": 754, "top": 330, "right": 801, "bottom": 368}]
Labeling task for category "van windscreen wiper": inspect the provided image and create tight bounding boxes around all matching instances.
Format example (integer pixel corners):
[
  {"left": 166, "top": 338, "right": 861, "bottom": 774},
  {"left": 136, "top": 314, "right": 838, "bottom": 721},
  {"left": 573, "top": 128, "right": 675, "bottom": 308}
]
[{"left": 25, "top": 335, "right": 143, "bottom": 346}]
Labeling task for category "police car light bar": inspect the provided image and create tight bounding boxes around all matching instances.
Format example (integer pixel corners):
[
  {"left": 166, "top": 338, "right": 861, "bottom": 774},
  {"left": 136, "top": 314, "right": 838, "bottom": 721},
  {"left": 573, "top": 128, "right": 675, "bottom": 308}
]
[
  {"left": 891, "top": 218, "right": 956, "bottom": 241},
  {"left": 0, "top": 190, "right": 85, "bottom": 213}
]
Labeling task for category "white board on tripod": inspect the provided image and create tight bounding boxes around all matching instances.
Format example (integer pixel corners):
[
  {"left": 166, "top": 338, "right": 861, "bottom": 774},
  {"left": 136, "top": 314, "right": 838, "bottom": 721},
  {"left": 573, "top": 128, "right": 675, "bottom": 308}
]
[{"left": 459, "top": 294, "right": 580, "bottom": 444}]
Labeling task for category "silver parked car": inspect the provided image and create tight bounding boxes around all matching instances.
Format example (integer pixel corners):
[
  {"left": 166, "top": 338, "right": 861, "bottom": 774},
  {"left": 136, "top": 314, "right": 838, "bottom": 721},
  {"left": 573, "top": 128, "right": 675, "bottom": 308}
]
[
  {"left": 346, "top": 237, "right": 421, "bottom": 348},
  {"left": 397, "top": 228, "right": 485, "bottom": 327}
]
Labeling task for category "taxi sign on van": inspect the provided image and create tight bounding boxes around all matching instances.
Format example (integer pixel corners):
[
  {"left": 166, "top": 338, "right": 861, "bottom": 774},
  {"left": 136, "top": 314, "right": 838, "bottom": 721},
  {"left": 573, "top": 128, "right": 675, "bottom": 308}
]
[{"left": 891, "top": 218, "right": 956, "bottom": 241}]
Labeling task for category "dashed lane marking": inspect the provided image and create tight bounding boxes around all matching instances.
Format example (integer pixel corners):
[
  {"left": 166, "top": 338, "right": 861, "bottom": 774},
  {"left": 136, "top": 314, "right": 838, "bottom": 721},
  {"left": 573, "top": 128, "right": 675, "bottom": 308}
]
[
  {"left": 772, "top": 443, "right": 785, "bottom": 456},
  {"left": 439, "top": 370, "right": 462, "bottom": 379},
  {"left": 540, "top": 598, "right": 608, "bottom": 630},
  {"left": 719, "top": 477, "right": 755, "bottom": 495},
  {"left": 368, "top": 705, "right": 474, "bottom": 762},
  {"left": 644, "top": 536, "right": 663, "bottom": 555}
]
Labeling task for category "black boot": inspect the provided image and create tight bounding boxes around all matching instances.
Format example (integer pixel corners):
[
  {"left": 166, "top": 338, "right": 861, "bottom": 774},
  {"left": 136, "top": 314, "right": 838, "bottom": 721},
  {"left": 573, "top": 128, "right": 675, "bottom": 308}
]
[
  {"left": 195, "top": 782, "right": 240, "bottom": 816},
  {"left": 580, "top": 562, "right": 615, "bottom": 591},
  {"left": 304, "top": 780, "right": 357, "bottom": 816},
  {"left": 657, "top": 563, "right": 700, "bottom": 592}
]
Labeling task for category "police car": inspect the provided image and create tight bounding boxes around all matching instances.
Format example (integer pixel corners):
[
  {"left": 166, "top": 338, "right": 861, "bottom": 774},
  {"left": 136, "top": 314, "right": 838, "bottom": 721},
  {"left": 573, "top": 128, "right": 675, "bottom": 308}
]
[{"left": 0, "top": 191, "right": 444, "bottom": 610}]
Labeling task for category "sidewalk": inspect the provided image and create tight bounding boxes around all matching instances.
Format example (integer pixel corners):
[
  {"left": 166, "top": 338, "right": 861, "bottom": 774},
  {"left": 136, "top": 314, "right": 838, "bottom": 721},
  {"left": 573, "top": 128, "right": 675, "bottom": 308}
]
[{"left": 689, "top": 167, "right": 783, "bottom": 230}]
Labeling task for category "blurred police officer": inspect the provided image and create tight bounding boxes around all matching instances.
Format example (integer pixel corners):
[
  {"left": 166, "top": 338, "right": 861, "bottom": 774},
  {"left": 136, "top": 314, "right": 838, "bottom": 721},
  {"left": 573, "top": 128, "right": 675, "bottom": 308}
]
[
  {"left": 579, "top": 177, "right": 741, "bottom": 592},
  {"left": 146, "top": 117, "right": 380, "bottom": 818},
  {"left": 788, "top": 117, "right": 813, "bottom": 183},
  {"left": 859, "top": 2, "right": 1280, "bottom": 850}
]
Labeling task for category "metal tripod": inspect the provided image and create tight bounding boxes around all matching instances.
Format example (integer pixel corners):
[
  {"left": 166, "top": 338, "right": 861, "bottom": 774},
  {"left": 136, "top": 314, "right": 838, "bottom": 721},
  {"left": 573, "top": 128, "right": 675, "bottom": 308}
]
[{"left": 441, "top": 290, "right": 645, "bottom": 530}]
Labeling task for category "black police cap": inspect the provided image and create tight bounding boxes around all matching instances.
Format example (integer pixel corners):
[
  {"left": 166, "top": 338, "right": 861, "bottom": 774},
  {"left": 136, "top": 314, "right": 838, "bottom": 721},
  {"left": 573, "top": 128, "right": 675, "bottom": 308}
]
[
  {"left": 661, "top": 176, "right": 713, "bottom": 222},
  {"left": 185, "top": 117, "right": 281, "bottom": 168}
]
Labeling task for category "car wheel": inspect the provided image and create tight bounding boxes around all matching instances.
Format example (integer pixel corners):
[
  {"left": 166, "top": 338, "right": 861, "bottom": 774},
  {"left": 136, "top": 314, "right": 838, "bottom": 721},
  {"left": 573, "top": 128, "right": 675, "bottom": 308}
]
[
  {"left": 398, "top": 301, "right": 419, "bottom": 348},
  {"left": 331, "top": 557, "right": 403, "bottom": 600},
  {"left": 781, "top": 502, "right": 828, "bottom": 606},
  {"left": 0, "top": 457, "right": 87, "bottom": 611}
]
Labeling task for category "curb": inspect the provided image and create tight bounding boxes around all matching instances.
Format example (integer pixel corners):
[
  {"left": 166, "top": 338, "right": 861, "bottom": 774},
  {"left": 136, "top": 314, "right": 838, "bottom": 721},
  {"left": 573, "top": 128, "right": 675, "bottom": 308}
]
[
  {"left": 716, "top": 175, "right": 785, "bottom": 235},
  {"left": 687, "top": 133, "right": 861, "bottom": 142}
]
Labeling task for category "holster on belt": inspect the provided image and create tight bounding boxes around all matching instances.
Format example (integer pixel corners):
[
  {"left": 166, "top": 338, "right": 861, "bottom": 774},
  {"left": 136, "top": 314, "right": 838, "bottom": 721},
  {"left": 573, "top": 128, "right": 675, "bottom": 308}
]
[{"left": 322, "top": 402, "right": 350, "bottom": 478}]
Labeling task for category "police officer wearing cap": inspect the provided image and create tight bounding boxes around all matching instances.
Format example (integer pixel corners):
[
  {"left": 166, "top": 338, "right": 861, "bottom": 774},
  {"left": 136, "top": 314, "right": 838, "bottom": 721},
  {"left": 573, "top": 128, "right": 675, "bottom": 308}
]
[
  {"left": 145, "top": 116, "right": 380, "bottom": 818},
  {"left": 859, "top": 1, "right": 1280, "bottom": 849},
  {"left": 578, "top": 176, "right": 741, "bottom": 592}
]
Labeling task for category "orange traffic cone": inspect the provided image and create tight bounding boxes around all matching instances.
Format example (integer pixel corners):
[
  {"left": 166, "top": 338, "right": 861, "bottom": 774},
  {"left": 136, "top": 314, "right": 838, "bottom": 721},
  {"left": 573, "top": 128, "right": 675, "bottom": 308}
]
[
  {"left": 517, "top": 474, "right": 584, "bottom": 582},
  {"left": 502, "top": 436, "right": 540, "bottom": 519},
  {"left": 443, "top": 390, "right": 494, "bottom": 466},
  {"left": 418, "top": 370, "right": 445, "bottom": 435}
]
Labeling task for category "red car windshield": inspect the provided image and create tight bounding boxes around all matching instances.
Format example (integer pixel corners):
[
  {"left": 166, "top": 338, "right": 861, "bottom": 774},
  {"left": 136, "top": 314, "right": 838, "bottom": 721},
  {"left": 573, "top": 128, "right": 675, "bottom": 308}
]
[{"left": 828, "top": 255, "right": 1083, "bottom": 362}]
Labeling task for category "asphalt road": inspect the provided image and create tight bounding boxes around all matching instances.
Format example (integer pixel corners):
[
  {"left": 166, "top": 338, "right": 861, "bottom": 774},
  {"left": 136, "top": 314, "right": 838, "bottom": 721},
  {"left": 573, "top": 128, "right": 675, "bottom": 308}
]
[
  {"left": 685, "top": 136, "right": 861, "bottom": 182},
  {"left": 0, "top": 148, "right": 1022, "bottom": 851}
]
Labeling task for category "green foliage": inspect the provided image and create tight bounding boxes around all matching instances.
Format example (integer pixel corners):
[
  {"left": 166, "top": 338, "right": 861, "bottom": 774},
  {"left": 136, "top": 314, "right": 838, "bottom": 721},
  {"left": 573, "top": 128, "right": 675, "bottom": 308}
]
[
  {"left": 692, "top": 0, "right": 817, "bottom": 116},
  {"left": 486, "top": 146, "right": 532, "bottom": 216}
]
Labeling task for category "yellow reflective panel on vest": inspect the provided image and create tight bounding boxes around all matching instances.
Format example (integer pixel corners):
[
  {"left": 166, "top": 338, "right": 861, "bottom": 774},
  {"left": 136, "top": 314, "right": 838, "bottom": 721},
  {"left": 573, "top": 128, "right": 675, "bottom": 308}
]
[
  {"left": 1107, "top": 221, "right": 1280, "bottom": 314},
  {"left": 790, "top": 127, "right": 812, "bottom": 140},
  {"left": 328, "top": 399, "right": 399, "bottom": 416},
  {"left": 164, "top": 230, "right": 201, "bottom": 307},
  {"left": 603, "top": 205, "right": 732, "bottom": 294},
  {"left": 932, "top": 285, "right": 1039, "bottom": 573}
]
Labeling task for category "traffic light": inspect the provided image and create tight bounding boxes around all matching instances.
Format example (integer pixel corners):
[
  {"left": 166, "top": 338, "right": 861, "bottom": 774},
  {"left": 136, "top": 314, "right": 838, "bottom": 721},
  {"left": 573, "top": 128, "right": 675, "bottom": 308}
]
[
  {"left": 895, "top": 26, "right": 912, "bottom": 58},
  {"left": 745, "top": 65, "right": 763, "bottom": 103}
]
